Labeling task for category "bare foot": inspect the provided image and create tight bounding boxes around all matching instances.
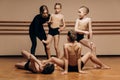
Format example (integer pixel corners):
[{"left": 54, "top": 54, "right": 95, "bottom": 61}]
[
  {"left": 101, "top": 65, "right": 111, "bottom": 69},
  {"left": 94, "top": 65, "right": 101, "bottom": 69},
  {"left": 90, "top": 42, "right": 94, "bottom": 50}
]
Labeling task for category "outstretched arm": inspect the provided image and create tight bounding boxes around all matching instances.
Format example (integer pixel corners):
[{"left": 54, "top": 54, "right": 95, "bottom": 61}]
[
  {"left": 77, "top": 45, "right": 87, "bottom": 74},
  {"left": 77, "top": 45, "right": 82, "bottom": 72}
]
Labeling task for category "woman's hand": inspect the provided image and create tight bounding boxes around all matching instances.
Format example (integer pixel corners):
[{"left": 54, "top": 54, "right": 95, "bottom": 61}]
[{"left": 47, "top": 21, "right": 53, "bottom": 24}]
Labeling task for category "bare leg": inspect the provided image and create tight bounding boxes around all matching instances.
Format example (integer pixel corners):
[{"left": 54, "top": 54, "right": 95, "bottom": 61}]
[
  {"left": 21, "top": 50, "right": 43, "bottom": 67},
  {"left": 42, "top": 35, "right": 53, "bottom": 44},
  {"left": 80, "top": 39, "right": 97, "bottom": 67},
  {"left": 15, "top": 50, "right": 33, "bottom": 69},
  {"left": 43, "top": 35, "right": 53, "bottom": 59},
  {"left": 21, "top": 50, "right": 38, "bottom": 61},
  {"left": 81, "top": 52, "right": 110, "bottom": 69},
  {"left": 15, "top": 50, "right": 43, "bottom": 73},
  {"left": 90, "top": 54, "right": 110, "bottom": 69},
  {"left": 43, "top": 43, "right": 49, "bottom": 59},
  {"left": 48, "top": 57, "right": 64, "bottom": 68},
  {"left": 54, "top": 35, "right": 60, "bottom": 58},
  {"left": 15, "top": 62, "right": 26, "bottom": 69},
  {"left": 21, "top": 50, "right": 31, "bottom": 59},
  {"left": 29, "top": 57, "right": 40, "bottom": 73},
  {"left": 46, "top": 38, "right": 53, "bottom": 59},
  {"left": 80, "top": 39, "right": 96, "bottom": 55}
]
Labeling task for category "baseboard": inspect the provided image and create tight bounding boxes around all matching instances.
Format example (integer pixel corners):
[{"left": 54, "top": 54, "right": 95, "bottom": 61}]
[{"left": 96, "top": 55, "right": 120, "bottom": 57}]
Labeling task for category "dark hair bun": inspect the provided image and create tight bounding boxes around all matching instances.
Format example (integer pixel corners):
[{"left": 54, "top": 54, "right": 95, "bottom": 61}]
[{"left": 41, "top": 63, "right": 55, "bottom": 74}]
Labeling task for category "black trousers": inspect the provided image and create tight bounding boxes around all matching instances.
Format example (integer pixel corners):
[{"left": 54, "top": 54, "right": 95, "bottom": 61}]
[{"left": 29, "top": 29, "right": 49, "bottom": 59}]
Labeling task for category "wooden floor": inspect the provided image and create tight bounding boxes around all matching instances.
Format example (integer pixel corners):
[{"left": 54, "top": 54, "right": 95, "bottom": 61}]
[{"left": 0, "top": 57, "right": 120, "bottom": 80}]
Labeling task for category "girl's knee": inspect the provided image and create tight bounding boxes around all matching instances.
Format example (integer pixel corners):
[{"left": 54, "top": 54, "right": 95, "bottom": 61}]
[
  {"left": 90, "top": 42, "right": 96, "bottom": 50},
  {"left": 50, "top": 57, "right": 56, "bottom": 62},
  {"left": 21, "top": 50, "right": 26, "bottom": 54},
  {"left": 46, "top": 45, "right": 50, "bottom": 50},
  {"left": 51, "top": 57, "right": 55, "bottom": 60}
]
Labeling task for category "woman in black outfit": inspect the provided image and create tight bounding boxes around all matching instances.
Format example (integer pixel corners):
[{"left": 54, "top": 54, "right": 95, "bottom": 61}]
[{"left": 29, "top": 5, "right": 50, "bottom": 59}]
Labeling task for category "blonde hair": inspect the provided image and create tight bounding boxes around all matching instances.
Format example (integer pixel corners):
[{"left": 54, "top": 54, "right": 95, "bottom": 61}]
[{"left": 80, "top": 6, "right": 89, "bottom": 14}]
